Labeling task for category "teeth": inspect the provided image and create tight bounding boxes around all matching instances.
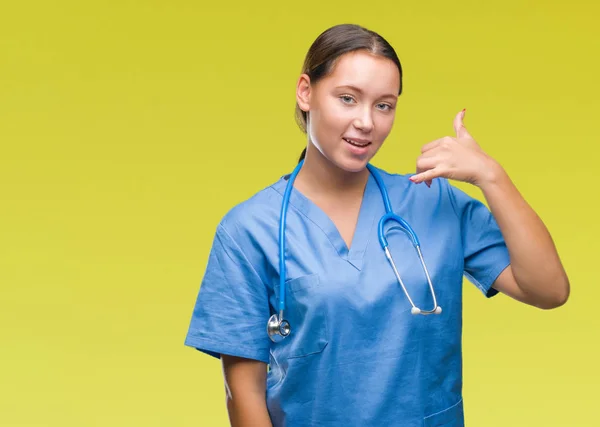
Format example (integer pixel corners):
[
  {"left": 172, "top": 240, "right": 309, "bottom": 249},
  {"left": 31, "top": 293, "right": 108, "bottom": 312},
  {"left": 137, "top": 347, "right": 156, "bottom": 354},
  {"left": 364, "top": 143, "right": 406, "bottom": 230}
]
[{"left": 344, "top": 137, "right": 369, "bottom": 147}]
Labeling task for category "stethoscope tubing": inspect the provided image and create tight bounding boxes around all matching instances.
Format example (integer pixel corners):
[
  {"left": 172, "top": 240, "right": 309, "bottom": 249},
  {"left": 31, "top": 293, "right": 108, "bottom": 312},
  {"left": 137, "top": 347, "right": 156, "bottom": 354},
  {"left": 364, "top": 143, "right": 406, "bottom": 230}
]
[{"left": 269, "top": 160, "right": 441, "bottom": 343}]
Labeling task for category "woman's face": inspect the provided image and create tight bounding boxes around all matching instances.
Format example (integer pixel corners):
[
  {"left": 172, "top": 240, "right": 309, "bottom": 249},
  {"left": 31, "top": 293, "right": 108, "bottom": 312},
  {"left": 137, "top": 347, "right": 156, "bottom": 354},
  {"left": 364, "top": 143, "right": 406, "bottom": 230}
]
[{"left": 297, "top": 50, "right": 401, "bottom": 173}]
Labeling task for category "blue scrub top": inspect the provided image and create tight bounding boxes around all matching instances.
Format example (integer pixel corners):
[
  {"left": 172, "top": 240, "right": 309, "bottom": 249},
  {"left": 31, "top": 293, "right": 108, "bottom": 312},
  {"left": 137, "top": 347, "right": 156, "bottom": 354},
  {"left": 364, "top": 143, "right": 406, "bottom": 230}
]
[{"left": 184, "top": 166, "right": 510, "bottom": 427}]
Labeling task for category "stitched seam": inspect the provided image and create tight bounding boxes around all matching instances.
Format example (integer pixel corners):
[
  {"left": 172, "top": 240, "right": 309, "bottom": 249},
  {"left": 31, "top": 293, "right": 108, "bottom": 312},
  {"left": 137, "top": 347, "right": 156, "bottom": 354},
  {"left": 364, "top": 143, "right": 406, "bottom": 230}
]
[{"left": 186, "top": 336, "right": 269, "bottom": 363}]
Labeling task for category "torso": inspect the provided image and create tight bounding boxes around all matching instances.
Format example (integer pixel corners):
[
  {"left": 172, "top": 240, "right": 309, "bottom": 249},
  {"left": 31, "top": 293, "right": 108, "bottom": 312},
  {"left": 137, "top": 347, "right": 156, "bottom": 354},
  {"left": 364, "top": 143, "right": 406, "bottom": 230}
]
[
  {"left": 188, "top": 165, "right": 508, "bottom": 426},
  {"left": 260, "top": 168, "right": 468, "bottom": 426}
]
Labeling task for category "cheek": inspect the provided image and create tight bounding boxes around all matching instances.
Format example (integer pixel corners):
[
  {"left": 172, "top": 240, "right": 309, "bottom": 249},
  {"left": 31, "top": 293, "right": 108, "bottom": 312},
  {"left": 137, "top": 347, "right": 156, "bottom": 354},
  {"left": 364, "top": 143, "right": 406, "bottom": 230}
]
[
  {"left": 375, "top": 115, "right": 396, "bottom": 140},
  {"left": 312, "top": 103, "right": 348, "bottom": 135},
  {"left": 322, "top": 99, "right": 347, "bottom": 121}
]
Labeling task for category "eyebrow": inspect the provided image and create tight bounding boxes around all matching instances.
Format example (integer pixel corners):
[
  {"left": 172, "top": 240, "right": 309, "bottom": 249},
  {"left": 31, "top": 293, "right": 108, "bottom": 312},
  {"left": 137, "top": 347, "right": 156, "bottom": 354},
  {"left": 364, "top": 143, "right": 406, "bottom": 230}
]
[{"left": 335, "top": 85, "right": 398, "bottom": 100}]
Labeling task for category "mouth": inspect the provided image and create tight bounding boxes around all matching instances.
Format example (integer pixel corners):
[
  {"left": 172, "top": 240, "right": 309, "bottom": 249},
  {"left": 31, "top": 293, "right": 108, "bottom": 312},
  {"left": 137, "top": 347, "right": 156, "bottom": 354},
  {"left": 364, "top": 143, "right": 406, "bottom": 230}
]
[{"left": 342, "top": 137, "right": 371, "bottom": 148}]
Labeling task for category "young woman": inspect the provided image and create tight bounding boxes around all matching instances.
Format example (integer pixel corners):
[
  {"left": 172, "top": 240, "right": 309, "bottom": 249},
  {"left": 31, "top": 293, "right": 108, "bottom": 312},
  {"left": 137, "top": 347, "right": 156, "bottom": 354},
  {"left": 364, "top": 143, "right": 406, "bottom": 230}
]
[{"left": 184, "top": 24, "right": 569, "bottom": 427}]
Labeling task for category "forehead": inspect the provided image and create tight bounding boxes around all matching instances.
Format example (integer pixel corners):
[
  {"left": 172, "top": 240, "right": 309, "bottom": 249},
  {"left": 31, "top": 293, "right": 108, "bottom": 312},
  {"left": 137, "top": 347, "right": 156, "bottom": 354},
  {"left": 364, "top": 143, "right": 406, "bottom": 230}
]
[{"left": 317, "top": 50, "right": 400, "bottom": 96}]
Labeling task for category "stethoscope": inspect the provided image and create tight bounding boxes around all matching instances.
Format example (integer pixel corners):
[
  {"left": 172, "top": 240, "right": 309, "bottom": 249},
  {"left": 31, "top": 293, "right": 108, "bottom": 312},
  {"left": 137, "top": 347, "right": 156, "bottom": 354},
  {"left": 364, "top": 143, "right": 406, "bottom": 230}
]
[{"left": 267, "top": 160, "right": 442, "bottom": 343}]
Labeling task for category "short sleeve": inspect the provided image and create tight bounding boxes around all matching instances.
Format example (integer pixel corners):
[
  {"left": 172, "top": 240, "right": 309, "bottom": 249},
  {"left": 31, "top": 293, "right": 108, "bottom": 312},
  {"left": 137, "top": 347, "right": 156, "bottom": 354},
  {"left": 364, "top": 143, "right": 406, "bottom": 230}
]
[
  {"left": 446, "top": 180, "right": 511, "bottom": 298},
  {"left": 184, "top": 223, "right": 271, "bottom": 363}
]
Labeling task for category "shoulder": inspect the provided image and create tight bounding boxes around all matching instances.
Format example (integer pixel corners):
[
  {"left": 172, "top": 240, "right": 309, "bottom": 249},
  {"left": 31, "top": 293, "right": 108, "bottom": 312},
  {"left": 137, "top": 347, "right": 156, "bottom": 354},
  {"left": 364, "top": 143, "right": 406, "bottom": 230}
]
[
  {"left": 369, "top": 164, "right": 465, "bottom": 218},
  {"left": 369, "top": 165, "right": 411, "bottom": 187},
  {"left": 216, "top": 174, "right": 288, "bottom": 243}
]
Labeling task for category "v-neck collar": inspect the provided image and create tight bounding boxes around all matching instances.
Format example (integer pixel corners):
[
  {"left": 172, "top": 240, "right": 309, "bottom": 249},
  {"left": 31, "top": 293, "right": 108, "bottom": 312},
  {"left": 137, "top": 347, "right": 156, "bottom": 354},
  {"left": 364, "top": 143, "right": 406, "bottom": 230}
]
[{"left": 271, "top": 169, "right": 380, "bottom": 271}]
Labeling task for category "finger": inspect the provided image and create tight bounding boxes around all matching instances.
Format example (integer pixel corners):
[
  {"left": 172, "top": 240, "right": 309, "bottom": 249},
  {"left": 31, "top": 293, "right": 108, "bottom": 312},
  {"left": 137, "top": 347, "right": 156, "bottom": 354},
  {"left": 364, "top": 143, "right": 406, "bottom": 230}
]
[
  {"left": 416, "top": 154, "right": 439, "bottom": 174},
  {"left": 420, "top": 138, "right": 444, "bottom": 154},
  {"left": 418, "top": 147, "right": 442, "bottom": 160},
  {"left": 416, "top": 154, "right": 443, "bottom": 187},
  {"left": 453, "top": 108, "right": 473, "bottom": 140},
  {"left": 417, "top": 145, "right": 441, "bottom": 187},
  {"left": 409, "top": 167, "right": 442, "bottom": 185}
]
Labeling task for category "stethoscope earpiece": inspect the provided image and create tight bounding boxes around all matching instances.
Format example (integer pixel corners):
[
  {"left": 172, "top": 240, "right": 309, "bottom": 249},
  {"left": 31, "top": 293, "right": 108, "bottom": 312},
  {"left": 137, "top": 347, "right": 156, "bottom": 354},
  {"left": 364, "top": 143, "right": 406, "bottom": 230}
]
[{"left": 411, "top": 305, "right": 442, "bottom": 315}]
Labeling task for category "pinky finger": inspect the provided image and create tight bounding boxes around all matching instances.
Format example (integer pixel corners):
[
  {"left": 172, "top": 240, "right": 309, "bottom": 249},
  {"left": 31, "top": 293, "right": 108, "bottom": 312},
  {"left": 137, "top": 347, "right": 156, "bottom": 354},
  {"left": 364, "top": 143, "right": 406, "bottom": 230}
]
[{"left": 409, "top": 169, "right": 440, "bottom": 186}]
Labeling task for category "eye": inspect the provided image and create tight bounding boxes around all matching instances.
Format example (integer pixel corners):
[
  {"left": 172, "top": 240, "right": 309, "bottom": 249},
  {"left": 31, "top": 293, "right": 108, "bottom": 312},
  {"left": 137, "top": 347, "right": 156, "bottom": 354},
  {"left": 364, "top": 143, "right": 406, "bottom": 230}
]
[
  {"left": 339, "top": 94, "right": 356, "bottom": 104},
  {"left": 376, "top": 103, "right": 394, "bottom": 112}
]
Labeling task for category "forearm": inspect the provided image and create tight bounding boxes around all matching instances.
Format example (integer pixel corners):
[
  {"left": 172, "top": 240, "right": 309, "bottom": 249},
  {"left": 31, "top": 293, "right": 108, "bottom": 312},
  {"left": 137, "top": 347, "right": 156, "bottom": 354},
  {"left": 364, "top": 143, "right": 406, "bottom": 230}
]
[
  {"left": 226, "top": 392, "right": 273, "bottom": 427},
  {"left": 221, "top": 355, "right": 273, "bottom": 426},
  {"left": 478, "top": 160, "right": 570, "bottom": 307}
]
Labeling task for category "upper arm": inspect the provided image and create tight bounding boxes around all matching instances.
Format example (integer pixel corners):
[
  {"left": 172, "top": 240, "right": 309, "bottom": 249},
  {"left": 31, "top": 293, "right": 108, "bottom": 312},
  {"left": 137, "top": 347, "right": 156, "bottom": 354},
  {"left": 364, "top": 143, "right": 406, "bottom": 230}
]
[
  {"left": 184, "top": 223, "right": 272, "bottom": 364},
  {"left": 444, "top": 180, "right": 511, "bottom": 297},
  {"left": 491, "top": 265, "right": 532, "bottom": 305},
  {"left": 221, "top": 354, "right": 268, "bottom": 398}
]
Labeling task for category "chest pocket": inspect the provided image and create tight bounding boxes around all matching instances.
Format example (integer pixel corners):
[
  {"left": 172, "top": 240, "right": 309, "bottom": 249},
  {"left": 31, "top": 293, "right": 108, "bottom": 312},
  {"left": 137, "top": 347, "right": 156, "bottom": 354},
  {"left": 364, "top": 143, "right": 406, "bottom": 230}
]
[{"left": 273, "top": 273, "right": 328, "bottom": 359}]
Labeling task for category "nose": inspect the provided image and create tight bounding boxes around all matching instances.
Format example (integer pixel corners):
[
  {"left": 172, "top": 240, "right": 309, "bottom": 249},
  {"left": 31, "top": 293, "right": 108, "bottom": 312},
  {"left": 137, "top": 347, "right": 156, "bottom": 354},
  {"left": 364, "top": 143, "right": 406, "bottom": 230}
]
[{"left": 353, "top": 106, "right": 374, "bottom": 132}]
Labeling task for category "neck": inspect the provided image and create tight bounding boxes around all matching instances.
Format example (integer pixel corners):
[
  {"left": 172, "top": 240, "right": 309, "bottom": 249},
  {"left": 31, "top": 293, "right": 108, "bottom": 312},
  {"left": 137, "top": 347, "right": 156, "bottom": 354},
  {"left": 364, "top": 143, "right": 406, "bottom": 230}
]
[{"left": 294, "top": 145, "right": 370, "bottom": 199}]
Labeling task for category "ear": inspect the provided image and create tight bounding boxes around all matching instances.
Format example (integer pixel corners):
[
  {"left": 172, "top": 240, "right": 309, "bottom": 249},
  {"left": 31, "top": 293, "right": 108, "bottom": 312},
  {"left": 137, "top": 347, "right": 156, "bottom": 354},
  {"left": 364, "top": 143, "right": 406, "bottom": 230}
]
[{"left": 296, "top": 74, "right": 311, "bottom": 113}]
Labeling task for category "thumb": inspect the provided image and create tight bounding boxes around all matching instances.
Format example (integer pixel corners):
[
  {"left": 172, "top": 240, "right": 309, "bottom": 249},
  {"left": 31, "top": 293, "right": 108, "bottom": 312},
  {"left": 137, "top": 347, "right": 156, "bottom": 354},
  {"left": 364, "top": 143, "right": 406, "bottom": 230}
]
[{"left": 453, "top": 108, "right": 472, "bottom": 140}]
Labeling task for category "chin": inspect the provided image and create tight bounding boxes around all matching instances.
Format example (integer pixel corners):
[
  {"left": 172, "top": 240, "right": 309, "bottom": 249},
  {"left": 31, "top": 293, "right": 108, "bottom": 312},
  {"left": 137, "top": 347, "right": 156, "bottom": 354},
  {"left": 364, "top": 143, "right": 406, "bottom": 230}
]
[{"left": 335, "top": 156, "right": 371, "bottom": 173}]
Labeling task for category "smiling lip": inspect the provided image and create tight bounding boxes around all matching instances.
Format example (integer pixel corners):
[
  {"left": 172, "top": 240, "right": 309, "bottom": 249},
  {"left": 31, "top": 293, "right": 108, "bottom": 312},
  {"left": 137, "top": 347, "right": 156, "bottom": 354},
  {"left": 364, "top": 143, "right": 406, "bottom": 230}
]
[{"left": 343, "top": 137, "right": 372, "bottom": 147}]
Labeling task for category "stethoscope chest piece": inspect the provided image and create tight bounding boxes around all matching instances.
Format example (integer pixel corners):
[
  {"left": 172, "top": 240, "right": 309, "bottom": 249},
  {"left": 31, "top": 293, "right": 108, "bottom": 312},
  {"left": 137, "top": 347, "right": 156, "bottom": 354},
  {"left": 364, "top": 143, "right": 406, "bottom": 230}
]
[{"left": 267, "top": 314, "right": 291, "bottom": 343}]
